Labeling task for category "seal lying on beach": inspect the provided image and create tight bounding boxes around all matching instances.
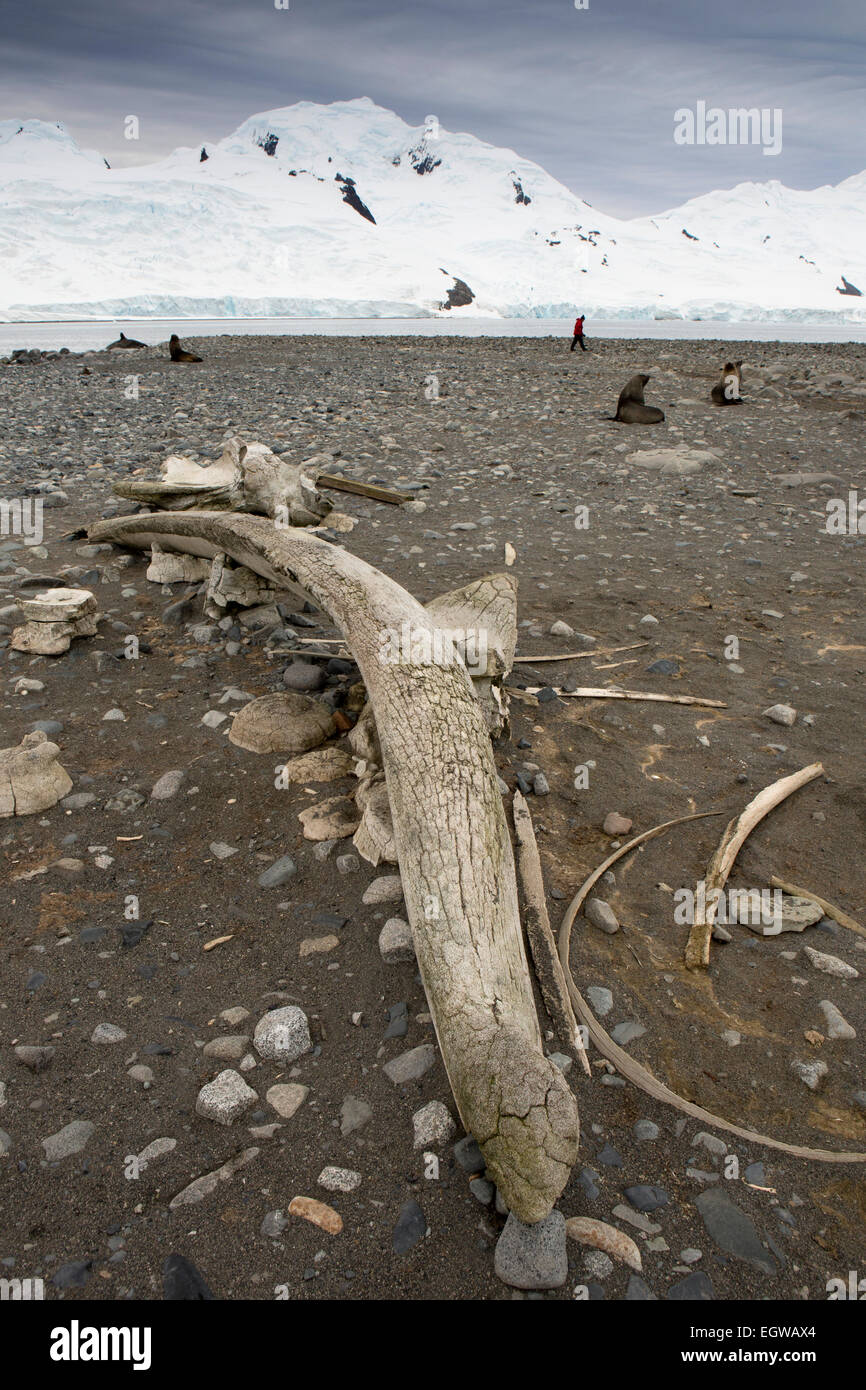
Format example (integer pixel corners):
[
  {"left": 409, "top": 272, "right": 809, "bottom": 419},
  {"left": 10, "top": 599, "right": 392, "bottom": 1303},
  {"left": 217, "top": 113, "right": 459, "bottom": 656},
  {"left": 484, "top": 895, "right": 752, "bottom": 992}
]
[
  {"left": 107, "top": 331, "right": 146, "bottom": 349},
  {"left": 169, "top": 334, "right": 203, "bottom": 363},
  {"left": 613, "top": 373, "right": 665, "bottom": 424},
  {"left": 711, "top": 360, "right": 743, "bottom": 406}
]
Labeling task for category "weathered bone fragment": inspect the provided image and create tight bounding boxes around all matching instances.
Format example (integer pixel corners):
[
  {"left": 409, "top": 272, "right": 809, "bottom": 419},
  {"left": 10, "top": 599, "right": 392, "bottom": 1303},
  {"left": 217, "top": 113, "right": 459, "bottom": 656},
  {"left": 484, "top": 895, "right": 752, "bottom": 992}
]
[
  {"left": 512, "top": 791, "right": 590, "bottom": 1074},
  {"left": 347, "top": 703, "right": 381, "bottom": 771},
  {"left": 18, "top": 588, "right": 96, "bottom": 623},
  {"left": 205, "top": 552, "right": 283, "bottom": 613},
  {"left": 275, "top": 747, "right": 355, "bottom": 784},
  {"left": 425, "top": 572, "right": 518, "bottom": 735},
  {"left": 113, "top": 437, "right": 332, "bottom": 525},
  {"left": 11, "top": 617, "right": 96, "bottom": 655},
  {"left": 147, "top": 545, "right": 211, "bottom": 584},
  {"left": 353, "top": 779, "right": 398, "bottom": 865},
  {"left": 299, "top": 794, "right": 360, "bottom": 841},
  {"left": 0, "top": 731, "right": 73, "bottom": 816},
  {"left": 88, "top": 510, "right": 579, "bottom": 1221},
  {"left": 565, "top": 1217, "right": 643, "bottom": 1272},
  {"left": 526, "top": 686, "right": 725, "bottom": 709},
  {"left": 11, "top": 587, "right": 98, "bottom": 654},
  {"left": 769, "top": 876, "right": 866, "bottom": 940},
  {"left": 684, "top": 762, "right": 823, "bottom": 970}
]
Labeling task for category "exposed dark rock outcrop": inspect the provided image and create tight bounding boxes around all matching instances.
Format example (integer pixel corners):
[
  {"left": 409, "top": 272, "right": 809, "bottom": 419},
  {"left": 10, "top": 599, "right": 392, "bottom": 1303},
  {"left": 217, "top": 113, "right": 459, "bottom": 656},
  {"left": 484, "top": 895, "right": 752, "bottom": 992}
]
[
  {"left": 439, "top": 273, "right": 476, "bottom": 310},
  {"left": 408, "top": 141, "right": 442, "bottom": 176},
  {"left": 838, "top": 275, "right": 863, "bottom": 297},
  {"left": 415, "top": 153, "right": 442, "bottom": 175},
  {"left": 4, "top": 347, "right": 72, "bottom": 365},
  {"left": 512, "top": 176, "right": 531, "bottom": 205},
  {"left": 335, "top": 174, "right": 377, "bottom": 225},
  {"left": 257, "top": 133, "right": 279, "bottom": 157},
  {"left": 200, "top": 147, "right": 208, "bottom": 162}
]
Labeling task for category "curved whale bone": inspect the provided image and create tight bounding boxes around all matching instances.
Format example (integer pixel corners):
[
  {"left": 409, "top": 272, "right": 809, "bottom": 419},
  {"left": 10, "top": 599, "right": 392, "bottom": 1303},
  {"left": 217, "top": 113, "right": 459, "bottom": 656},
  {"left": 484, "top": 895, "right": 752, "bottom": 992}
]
[
  {"left": 350, "top": 570, "right": 519, "bottom": 767},
  {"left": 88, "top": 509, "right": 579, "bottom": 1222},
  {"left": 424, "top": 571, "right": 517, "bottom": 736}
]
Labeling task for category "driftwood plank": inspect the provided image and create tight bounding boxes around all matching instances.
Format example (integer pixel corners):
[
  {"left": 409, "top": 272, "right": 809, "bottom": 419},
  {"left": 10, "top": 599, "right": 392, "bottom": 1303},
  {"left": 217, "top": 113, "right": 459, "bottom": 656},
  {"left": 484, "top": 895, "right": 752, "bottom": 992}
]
[{"left": 315, "top": 474, "right": 413, "bottom": 505}]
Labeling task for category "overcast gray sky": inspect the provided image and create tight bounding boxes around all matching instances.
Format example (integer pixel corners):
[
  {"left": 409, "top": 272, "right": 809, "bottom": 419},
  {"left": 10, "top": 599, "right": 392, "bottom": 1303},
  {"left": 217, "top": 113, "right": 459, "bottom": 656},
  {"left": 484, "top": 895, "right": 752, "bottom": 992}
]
[{"left": 2, "top": 0, "right": 864, "bottom": 216}]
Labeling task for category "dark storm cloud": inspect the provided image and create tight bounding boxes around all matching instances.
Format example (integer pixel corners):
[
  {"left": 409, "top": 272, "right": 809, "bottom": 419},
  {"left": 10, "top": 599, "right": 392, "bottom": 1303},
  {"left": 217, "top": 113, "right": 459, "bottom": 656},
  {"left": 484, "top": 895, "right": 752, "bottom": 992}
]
[{"left": 2, "top": 0, "right": 864, "bottom": 215}]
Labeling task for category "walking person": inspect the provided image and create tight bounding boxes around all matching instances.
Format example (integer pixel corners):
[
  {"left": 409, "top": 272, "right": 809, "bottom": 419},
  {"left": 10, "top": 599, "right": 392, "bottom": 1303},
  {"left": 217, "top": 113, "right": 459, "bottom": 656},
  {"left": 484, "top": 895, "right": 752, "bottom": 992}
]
[{"left": 570, "top": 314, "right": 588, "bottom": 351}]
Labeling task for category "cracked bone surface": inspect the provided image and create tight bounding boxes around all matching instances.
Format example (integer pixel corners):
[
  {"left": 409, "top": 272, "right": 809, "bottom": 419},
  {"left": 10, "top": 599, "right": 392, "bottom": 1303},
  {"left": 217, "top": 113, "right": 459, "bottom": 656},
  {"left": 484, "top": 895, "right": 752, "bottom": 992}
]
[
  {"left": 18, "top": 588, "right": 96, "bottom": 622},
  {"left": 347, "top": 571, "right": 518, "bottom": 774},
  {"left": 424, "top": 572, "right": 517, "bottom": 736},
  {"left": 353, "top": 778, "right": 398, "bottom": 866},
  {"left": 146, "top": 545, "right": 211, "bottom": 584},
  {"left": 113, "top": 436, "right": 332, "bottom": 526},
  {"left": 0, "top": 731, "right": 73, "bottom": 816},
  {"left": 204, "top": 552, "right": 283, "bottom": 613},
  {"left": 88, "top": 509, "right": 579, "bottom": 1221}
]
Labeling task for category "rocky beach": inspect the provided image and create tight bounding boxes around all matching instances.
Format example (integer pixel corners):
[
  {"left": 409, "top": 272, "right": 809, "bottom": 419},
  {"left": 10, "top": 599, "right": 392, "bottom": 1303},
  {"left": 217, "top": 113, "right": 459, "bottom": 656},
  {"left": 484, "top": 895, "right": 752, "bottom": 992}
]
[{"left": 1, "top": 331, "right": 865, "bottom": 1302}]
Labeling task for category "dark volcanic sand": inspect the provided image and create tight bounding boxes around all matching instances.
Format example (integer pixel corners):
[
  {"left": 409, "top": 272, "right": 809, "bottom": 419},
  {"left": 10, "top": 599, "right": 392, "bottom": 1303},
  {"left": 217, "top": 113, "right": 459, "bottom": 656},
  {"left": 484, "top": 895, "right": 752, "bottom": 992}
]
[{"left": 1, "top": 333, "right": 865, "bottom": 1302}]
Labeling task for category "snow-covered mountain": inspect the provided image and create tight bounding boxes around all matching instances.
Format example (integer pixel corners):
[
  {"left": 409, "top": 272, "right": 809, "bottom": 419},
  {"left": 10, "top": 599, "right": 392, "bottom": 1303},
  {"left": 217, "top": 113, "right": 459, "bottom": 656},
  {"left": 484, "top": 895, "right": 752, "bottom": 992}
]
[{"left": 0, "top": 99, "right": 863, "bottom": 322}]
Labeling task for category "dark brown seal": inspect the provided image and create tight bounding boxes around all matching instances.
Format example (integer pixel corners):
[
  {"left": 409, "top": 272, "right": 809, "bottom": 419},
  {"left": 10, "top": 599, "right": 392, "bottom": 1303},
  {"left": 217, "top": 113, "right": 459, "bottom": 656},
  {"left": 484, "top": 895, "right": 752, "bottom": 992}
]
[
  {"left": 614, "top": 373, "right": 665, "bottom": 424},
  {"left": 711, "top": 360, "right": 743, "bottom": 406},
  {"left": 107, "top": 331, "right": 146, "bottom": 349},
  {"left": 169, "top": 334, "right": 203, "bottom": 363}
]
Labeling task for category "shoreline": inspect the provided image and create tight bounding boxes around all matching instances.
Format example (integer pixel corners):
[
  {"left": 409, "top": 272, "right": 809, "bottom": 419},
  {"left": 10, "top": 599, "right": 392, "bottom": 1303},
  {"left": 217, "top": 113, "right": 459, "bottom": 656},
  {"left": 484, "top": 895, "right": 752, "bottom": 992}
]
[{"left": 4, "top": 317, "right": 866, "bottom": 355}]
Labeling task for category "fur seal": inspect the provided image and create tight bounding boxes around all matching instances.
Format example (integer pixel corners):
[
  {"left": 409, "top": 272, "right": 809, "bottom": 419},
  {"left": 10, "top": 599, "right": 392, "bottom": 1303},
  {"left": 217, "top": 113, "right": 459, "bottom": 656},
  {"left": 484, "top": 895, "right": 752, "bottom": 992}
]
[
  {"left": 613, "top": 373, "right": 665, "bottom": 424},
  {"left": 169, "top": 334, "right": 203, "bottom": 363},
  {"left": 107, "top": 331, "right": 146, "bottom": 349},
  {"left": 711, "top": 360, "right": 743, "bottom": 406}
]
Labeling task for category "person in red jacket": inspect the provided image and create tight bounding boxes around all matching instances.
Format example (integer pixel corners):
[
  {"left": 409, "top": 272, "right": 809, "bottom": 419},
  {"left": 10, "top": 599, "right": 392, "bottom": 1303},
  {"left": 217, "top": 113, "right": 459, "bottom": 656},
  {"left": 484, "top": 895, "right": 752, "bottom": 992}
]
[{"left": 570, "top": 314, "right": 587, "bottom": 351}]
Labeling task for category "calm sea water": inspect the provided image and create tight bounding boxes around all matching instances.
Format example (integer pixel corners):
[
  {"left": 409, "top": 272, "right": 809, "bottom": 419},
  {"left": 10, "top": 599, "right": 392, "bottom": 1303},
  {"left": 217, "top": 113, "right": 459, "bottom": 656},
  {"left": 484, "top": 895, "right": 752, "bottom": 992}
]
[{"left": 2, "top": 317, "right": 866, "bottom": 353}]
